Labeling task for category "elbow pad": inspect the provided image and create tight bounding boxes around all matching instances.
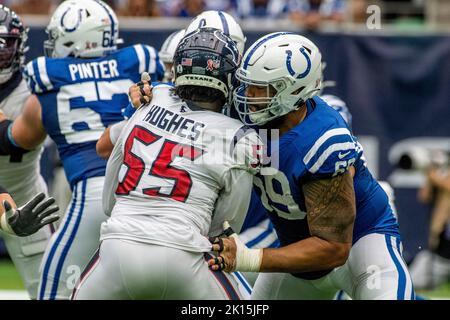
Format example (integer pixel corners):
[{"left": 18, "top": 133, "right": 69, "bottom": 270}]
[{"left": 0, "top": 119, "right": 30, "bottom": 162}]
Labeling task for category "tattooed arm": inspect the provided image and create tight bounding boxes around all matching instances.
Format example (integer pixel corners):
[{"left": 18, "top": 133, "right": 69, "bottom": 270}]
[
  {"left": 259, "top": 170, "right": 356, "bottom": 273},
  {"left": 210, "top": 169, "right": 356, "bottom": 273}
]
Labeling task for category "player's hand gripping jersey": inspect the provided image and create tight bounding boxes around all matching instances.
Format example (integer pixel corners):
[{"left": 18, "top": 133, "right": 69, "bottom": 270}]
[
  {"left": 253, "top": 96, "right": 400, "bottom": 280},
  {"left": 102, "top": 84, "right": 261, "bottom": 252},
  {"left": 23, "top": 45, "right": 164, "bottom": 188}
]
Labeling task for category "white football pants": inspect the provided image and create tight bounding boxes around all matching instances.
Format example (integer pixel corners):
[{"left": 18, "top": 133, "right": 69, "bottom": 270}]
[
  {"left": 252, "top": 233, "right": 415, "bottom": 300},
  {"left": 72, "top": 238, "right": 244, "bottom": 300}
]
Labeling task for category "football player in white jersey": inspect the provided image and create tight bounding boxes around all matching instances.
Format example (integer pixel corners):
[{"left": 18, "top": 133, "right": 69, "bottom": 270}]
[
  {"left": 72, "top": 28, "right": 261, "bottom": 300},
  {"left": 97, "top": 10, "right": 247, "bottom": 161},
  {"left": 1, "top": 0, "right": 164, "bottom": 299},
  {"left": 0, "top": 5, "right": 57, "bottom": 299}
]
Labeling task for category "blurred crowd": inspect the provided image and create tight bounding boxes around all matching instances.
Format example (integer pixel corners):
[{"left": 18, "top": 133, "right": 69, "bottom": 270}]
[{"left": 0, "top": 0, "right": 429, "bottom": 29}]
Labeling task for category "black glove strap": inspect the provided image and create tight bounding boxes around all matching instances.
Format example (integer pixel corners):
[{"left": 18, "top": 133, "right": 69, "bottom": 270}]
[{"left": 0, "top": 119, "right": 30, "bottom": 162}]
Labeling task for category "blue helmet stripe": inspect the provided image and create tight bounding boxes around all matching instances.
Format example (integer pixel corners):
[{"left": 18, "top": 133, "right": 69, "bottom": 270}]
[
  {"left": 243, "top": 32, "right": 294, "bottom": 69},
  {"left": 218, "top": 11, "right": 229, "bottom": 36},
  {"left": 96, "top": 0, "right": 115, "bottom": 47}
]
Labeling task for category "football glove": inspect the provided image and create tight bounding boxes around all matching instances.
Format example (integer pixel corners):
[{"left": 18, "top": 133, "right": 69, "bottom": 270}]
[{"left": 1, "top": 193, "right": 59, "bottom": 236}]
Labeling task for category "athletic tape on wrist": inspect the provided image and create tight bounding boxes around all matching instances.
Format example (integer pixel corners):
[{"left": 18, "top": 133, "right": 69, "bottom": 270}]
[{"left": 0, "top": 208, "right": 15, "bottom": 235}]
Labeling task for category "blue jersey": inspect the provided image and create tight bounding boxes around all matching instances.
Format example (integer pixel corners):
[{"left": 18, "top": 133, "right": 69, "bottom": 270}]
[
  {"left": 252, "top": 96, "right": 399, "bottom": 280},
  {"left": 24, "top": 45, "right": 165, "bottom": 188}
]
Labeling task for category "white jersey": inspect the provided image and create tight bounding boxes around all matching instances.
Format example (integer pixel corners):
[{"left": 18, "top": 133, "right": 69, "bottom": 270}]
[
  {"left": 0, "top": 80, "right": 47, "bottom": 205},
  {"left": 101, "top": 84, "right": 261, "bottom": 252}
]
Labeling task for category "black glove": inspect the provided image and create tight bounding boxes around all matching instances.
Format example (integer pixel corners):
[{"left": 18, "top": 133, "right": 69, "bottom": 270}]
[{"left": 1, "top": 193, "right": 59, "bottom": 236}]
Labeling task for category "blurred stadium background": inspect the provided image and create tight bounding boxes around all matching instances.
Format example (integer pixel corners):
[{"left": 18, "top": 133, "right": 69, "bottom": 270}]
[{"left": 1, "top": 0, "right": 450, "bottom": 299}]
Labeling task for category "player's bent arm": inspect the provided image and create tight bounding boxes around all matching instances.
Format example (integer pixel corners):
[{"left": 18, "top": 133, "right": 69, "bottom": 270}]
[
  {"left": 10, "top": 95, "right": 47, "bottom": 150},
  {"left": 102, "top": 139, "right": 125, "bottom": 216},
  {"left": 210, "top": 128, "right": 263, "bottom": 235},
  {"left": 210, "top": 171, "right": 356, "bottom": 273},
  {"left": 0, "top": 111, "right": 31, "bottom": 157},
  {"left": 96, "top": 120, "right": 127, "bottom": 160},
  {"left": 209, "top": 169, "right": 254, "bottom": 237},
  {"left": 97, "top": 73, "right": 153, "bottom": 160},
  {"left": 97, "top": 126, "right": 114, "bottom": 159},
  {"left": 260, "top": 171, "right": 356, "bottom": 273}
]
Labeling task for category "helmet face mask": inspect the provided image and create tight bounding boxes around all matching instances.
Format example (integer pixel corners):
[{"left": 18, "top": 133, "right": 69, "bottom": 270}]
[
  {"left": 233, "top": 80, "right": 281, "bottom": 125},
  {"left": 0, "top": 36, "right": 19, "bottom": 69},
  {"left": 43, "top": 28, "right": 58, "bottom": 58},
  {"left": 0, "top": 5, "right": 28, "bottom": 84},
  {"left": 233, "top": 33, "right": 323, "bottom": 126}
]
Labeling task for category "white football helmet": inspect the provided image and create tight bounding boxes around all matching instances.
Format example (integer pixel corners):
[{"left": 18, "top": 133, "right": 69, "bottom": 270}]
[
  {"left": 44, "top": 0, "right": 122, "bottom": 58},
  {"left": 233, "top": 32, "right": 323, "bottom": 126},
  {"left": 159, "top": 29, "right": 185, "bottom": 64},
  {"left": 185, "top": 10, "right": 246, "bottom": 55},
  {"left": 159, "top": 29, "right": 185, "bottom": 82},
  {"left": 320, "top": 94, "right": 353, "bottom": 129}
]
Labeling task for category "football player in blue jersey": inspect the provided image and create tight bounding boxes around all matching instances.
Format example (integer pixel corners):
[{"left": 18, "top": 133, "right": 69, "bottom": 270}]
[
  {"left": 95, "top": 12, "right": 272, "bottom": 296},
  {"left": 1, "top": 0, "right": 164, "bottom": 299},
  {"left": 209, "top": 32, "right": 415, "bottom": 300}
]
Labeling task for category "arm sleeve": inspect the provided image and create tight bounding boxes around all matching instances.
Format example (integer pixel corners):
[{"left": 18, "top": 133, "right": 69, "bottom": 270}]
[
  {"left": 102, "top": 138, "right": 124, "bottom": 216},
  {"left": 209, "top": 128, "right": 263, "bottom": 236},
  {"left": 209, "top": 168, "right": 254, "bottom": 236},
  {"left": 109, "top": 120, "right": 127, "bottom": 145}
]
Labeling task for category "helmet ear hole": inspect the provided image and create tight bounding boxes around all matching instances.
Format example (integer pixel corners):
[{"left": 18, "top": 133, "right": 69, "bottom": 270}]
[
  {"left": 63, "top": 41, "right": 74, "bottom": 48},
  {"left": 291, "top": 86, "right": 305, "bottom": 95},
  {"left": 302, "top": 46, "right": 312, "bottom": 55}
]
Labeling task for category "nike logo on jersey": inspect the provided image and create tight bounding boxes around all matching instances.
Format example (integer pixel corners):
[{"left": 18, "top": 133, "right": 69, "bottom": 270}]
[{"left": 338, "top": 151, "right": 351, "bottom": 159}]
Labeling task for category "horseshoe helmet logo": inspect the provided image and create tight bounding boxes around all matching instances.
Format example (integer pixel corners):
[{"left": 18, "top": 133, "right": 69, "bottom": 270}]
[
  {"left": 60, "top": 8, "right": 83, "bottom": 33},
  {"left": 285, "top": 47, "right": 311, "bottom": 79}
]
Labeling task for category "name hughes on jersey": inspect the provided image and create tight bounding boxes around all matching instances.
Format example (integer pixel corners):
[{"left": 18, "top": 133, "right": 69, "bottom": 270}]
[
  {"left": 143, "top": 104, "right": 205, "bottom": 142},
  {"left": 68, "top": 59, "right": 119, "bottom": 81}
]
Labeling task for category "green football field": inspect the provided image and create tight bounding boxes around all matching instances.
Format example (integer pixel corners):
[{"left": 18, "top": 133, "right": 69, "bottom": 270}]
[{"left": 1, "top": 259, "right": 450, "bottom": 299}]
